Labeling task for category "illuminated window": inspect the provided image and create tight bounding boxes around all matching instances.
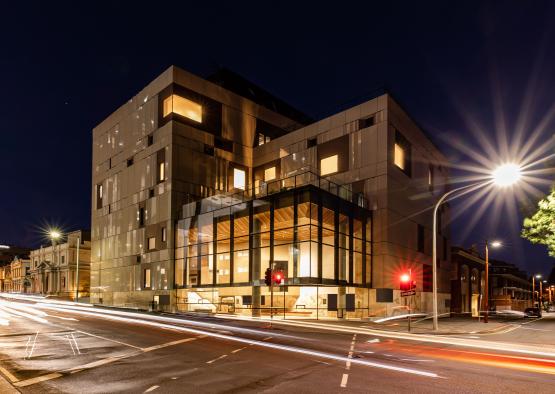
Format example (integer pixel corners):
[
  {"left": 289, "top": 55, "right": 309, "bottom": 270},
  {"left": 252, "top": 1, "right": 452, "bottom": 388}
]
[
  {"left": 144, "top": 268, "right": 151, "bottom": 288},
  {"left": 161, "top": 227, "right": 167, "bottom": 243},
  {"left": 148, "top": 237, "right": 156, "bottom": 250},
  {"left": 264, "top": 166, "right": 276, "bottom": 181},
  {"left": 98, "top": 184, "right": 103, "bottom": 199},
  {"left": 233, "top": 168, "right": 246, "bottom": 190},
  {"left": 162, "top": 94, "right": 202, "bottom": 123},
  {"left": 394, "top": 144, "right": 405, "bottom": 170},
  {"left": 320, "top": 155, "right": 338, "bottom": 176},
  {"left": 158, "top": 162, "right": 165, "bottom": 182}
]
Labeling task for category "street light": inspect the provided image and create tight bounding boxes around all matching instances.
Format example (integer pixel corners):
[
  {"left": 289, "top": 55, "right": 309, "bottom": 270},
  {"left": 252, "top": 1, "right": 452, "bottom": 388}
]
[
  {"left": 432, "top": 163, "right": 521, "bottom": 331},
  {"left": 483, "top": 240, "right": 502, "bottom": 323},
  {"left": 532, "top": 274, "right": 542, "bottom": 307}
]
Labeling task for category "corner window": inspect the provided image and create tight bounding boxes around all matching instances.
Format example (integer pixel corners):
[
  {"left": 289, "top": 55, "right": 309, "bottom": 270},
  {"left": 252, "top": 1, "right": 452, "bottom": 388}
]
[
  {"left": 394, "top": 143, "right": 405, "bottom": 170},
  {"left": 162, "top": 94, "right": 202, "bottom": 123},
  {"left": 320, "top": 155, "right": 338, "bottom": 176},
  {"left": 233, "top": 168, "right": 246, "bottom": 190},
  {"left": 394, "top": 130, "right": 411, "bottom": 176},
  {"left": 148, "top": 237, "right": 156, "bottom": 250},
  {"left": 257, "top": 133, "right": 271, "bottom": 146},
  {"left": 144, "top": 268, "right": 151, "bottom": 288},
  {"left": 264, "top": 166, "right": 276, "bottom": 181}
]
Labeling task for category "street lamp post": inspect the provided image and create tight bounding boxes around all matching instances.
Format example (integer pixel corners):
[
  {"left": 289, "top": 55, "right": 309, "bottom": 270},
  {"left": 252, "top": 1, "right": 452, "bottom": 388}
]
[
  {"left": 533, "top": 274, "right": 542, "bottom": 307},
  {"left": 48, "top": 230, "right": 61, "bottom": 295},
  {"left": 76, "top": 235, "right": 80, "bottom": 303},
  {"left": 432, "top": 163, "right": 521, "bottom": 331},
  {"left": 483, "top": 240, "right": 501, "bottom": 323}
]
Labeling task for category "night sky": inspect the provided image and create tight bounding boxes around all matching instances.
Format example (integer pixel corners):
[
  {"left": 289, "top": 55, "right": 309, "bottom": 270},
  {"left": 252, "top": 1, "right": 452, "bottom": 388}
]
[{"left": 1, "top": 1, "right": 554, "bottom": 277}]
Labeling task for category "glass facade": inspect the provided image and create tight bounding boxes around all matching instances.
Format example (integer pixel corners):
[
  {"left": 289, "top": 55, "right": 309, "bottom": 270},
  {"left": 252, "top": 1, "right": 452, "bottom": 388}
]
[{"left": 175, "top": 185, "right": 372, "bottom": 289}]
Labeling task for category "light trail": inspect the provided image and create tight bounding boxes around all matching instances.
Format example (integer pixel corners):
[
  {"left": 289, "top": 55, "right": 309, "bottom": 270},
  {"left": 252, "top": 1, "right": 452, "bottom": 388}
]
[{"left": 24, "top": 301, "right": 439, "bottom": 378}]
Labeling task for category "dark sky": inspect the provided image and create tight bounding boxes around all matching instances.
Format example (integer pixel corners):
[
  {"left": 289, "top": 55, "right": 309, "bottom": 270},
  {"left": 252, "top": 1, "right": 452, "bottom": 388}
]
[{"left": 1, "top": 1, "right": 554, "bottom": 277}]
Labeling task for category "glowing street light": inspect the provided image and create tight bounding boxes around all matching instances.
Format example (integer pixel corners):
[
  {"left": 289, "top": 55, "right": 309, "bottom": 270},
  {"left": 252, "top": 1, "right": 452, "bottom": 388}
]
[
  {"left": 49, "top": 229, "right": 62, "bottom": 241},
  {"left": 432, "top": 163, "right": 522, "bottom": 331},
  {"left": 492, "top": 163, "right": 522, "bottom": 187}
]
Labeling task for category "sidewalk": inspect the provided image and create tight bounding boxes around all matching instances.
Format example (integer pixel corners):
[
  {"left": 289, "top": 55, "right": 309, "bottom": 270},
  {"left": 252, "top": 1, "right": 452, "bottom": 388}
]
[{"left": 273, "top": 315, "right": 518, "bottom": 336}]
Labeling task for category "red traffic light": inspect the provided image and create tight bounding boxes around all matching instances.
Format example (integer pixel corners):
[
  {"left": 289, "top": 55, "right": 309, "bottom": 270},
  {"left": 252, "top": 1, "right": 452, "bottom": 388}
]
[
  {"left": 400, "top": 272, "right": 411, "bottom": 291},
  {"left": 273, "top": 270, "right": 284, "bottom": 285}
]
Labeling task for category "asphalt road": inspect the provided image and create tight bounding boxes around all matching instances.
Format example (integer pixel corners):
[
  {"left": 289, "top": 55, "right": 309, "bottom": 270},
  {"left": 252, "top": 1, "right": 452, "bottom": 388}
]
[{"left": 0, "top": 296, "right": 554, "bottom": 393}]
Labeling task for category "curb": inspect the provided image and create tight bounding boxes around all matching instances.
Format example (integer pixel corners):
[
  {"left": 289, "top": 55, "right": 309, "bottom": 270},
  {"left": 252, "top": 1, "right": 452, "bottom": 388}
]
[{"left": 0, "top": 373, "right": 19, "bottom": 394}]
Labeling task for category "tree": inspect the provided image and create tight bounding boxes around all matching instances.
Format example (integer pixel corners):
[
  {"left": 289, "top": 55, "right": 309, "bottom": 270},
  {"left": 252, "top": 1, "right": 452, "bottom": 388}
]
[{"left": 522, "top": 187, "right": 555, "bottom": 257}]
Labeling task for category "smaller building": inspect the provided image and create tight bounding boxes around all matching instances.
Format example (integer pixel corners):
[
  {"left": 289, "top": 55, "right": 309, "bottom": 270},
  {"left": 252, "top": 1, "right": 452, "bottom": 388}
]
[
  {"left": 29, "top": 230, "right": 92, "bottom": 299},
  {"left": 489, "top": 259, "right": 532, "bottom": 312},
  {"left": 10, "top": 256, "right": 31, "bottom": 293},
  {"left": 450, "top": 246, "right": 485, "bottom": 316},
  {"left": 0, "top": 265, "right": 12, "bottom": 292}
]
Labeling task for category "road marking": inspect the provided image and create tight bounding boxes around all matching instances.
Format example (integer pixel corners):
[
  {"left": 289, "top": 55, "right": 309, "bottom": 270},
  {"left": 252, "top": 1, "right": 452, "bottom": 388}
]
[
  {"left": 367, "top": 339, "right": 380, "bottom": 343},
  {"left": 13, "top": 373, "right": 63, "bottom": 387},
  {"left": 340, "top": 373, "right": 349, "bottom": 387},
  {"left": 231, "top": 347, "right": 247, "bottom": 354},
  {"left": 74, "top": 329, "right": 143, "bottom": 350},
  {"left": 0, "top": 366, "right": 19, "bottom": 383},
  {"left": 48, "top": 315, "right": 78, "bottom": 321},
  {"left": 519, "top": 327, "right": 551, "bottom": 332},
  {"left": 263, "top": 336, "right": 273, "bottom": 341},
  {"left": 340, "top": 334, "right": 357, "bottom": 387},
  {"left": 206, "top": 354, "right": 227, "bottom": 364},
  {"left": 142, "top": 337, "right": 197, "bottom": 352},
  {"left": 144, "top": 385, "right": 159, "bottom": 392}
]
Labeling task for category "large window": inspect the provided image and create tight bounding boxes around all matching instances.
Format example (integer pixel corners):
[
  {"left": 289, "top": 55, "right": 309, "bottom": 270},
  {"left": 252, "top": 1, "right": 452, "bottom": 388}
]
[
  {"left": 175, "top": 187, "right": 372, "bottom": 288},
  {"left": 163, "top": 94, "right": 202, "bottom": 123},
  {"left": 320, "top": 155, "right": 338, "bottom": 176},
  {"left": 233, "top": 168, "right": 246, "bottom": 190}
]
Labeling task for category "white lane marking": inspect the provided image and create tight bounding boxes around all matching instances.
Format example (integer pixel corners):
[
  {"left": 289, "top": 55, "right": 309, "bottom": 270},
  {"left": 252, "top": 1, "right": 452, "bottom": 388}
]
[
  {"left": 144, "top": 385, "right": 160, "bottom": 392},
  {"left": 263, "top": 336, "right": 273, "bottom": 341},
  {"left": 340, "top": 373, "right": 349, "bottom": 388},
  {"left": 400, "top": 358, "right": 435, "bottom": 362},
  {"left": 171, "top": 377, "right": 178, "bottom": 380},
  {"left": 341, "top": 334, "right": 357, "bottom": 387},
  {"left": 0, "top": 366, "right": 19, "bottom": 383},
  {"left": 519, "top": 327, "right": 551, "bottom": 332},
  {"left": 367, "top": 339, "right": 380, "bottom": 343},
  {"left": 73, "top": 329, "right": 143, "bottom": 350},
  {"left": 142, "top": 337, "right": 197, "bottom": 352},
  {"left": 26, "top": 332, "right": 39, "bottom": 360},
  {"left": 14, "top": 373, "right": 63, "bottom": 387},
  {"left": 231, "top": 347, "right": 247, "bottom": 354},
  {"left": 49, "top": 315, "right": 78, "bottom": 321},
  {"left": 206, "top": 354, "right": 227, "bottom": 364}
]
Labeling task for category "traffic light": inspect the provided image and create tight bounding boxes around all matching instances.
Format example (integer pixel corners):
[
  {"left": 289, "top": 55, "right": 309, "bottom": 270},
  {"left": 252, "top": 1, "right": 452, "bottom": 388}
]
[
  {"left": 273, "top": 270, "right": 284, "bottom": 285},
  {"left": 400, "top": 273, "right": 411, "bottom": 291},
  {"left": 264, "top": 268, "right": 272, "bottom": 286}
]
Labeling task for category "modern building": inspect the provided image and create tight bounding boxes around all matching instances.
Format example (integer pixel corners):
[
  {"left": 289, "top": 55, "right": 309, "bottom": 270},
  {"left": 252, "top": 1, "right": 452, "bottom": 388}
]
[
  {"left": 29, "top": 230, "right": 91, "bottom": 299},
  {"left": 91, "top": 66, "right": 451, "bottom": 318}
]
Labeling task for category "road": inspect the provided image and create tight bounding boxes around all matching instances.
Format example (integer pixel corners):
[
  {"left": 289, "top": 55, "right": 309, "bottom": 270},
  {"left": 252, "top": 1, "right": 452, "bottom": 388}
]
[{"left": 0, "top": 296, "right": 554, "bottom": 393}]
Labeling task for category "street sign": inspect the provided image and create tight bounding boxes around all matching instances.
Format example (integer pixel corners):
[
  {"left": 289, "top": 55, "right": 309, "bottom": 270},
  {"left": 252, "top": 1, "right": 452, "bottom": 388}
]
[{"left": 401, "top": 290, "right": 415, "bottom": 297}]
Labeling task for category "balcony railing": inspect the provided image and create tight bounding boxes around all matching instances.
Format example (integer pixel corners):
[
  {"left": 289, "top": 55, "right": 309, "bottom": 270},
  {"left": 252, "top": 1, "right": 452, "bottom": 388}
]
[{"left": 186, "top": 168, "right": 369, "bottom": 216}]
